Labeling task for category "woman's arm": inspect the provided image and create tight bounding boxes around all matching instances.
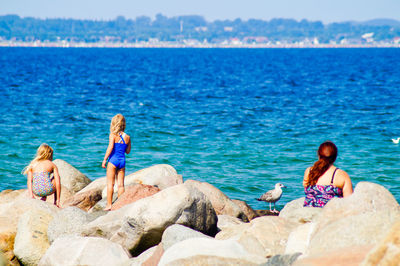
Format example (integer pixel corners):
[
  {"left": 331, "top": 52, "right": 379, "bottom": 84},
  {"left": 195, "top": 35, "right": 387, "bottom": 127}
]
[
  {"left": 53, "top": 164, "right": 61, "bottom": 207},
  {"left": 303, "top": 167, "right": 310, "bottom": 187},
  {"left": 27, "top": 169, "right": 34, "bottom": 198},
  {"left": 102, "top": 133, "right": 115, "bottom": 168},
  {"left": 342, "top": 171, "right": 353, "bottom": 197},
  {"left": 126, "top": 135, "right": 131, "bottom": 154}
]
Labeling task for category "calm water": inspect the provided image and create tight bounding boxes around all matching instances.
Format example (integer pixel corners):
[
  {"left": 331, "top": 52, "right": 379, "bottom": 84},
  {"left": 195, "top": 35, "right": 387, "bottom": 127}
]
[{"left": 0, "top": 47, "right": 399, "bottom": 209}]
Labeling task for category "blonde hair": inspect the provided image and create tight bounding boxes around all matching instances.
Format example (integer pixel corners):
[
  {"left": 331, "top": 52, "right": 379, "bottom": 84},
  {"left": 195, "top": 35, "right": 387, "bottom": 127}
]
[
  {"left": 23, "top": 143, "right": 53, "bottom": 175},
  {"left": 110, "top": 114, "right": 126, "bottom": 135}
]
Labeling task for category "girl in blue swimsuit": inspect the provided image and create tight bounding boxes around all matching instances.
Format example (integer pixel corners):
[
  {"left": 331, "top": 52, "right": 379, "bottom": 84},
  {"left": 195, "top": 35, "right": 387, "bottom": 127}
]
[
  {"left": 23, "top": 144, "right": 62, "bottom": 207},
  {"left": 102, "top": 114, "right": 131, "bottom": 210}
]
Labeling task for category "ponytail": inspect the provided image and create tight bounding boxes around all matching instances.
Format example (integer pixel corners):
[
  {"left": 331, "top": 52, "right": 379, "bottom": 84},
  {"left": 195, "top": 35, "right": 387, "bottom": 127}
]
[{"left": 305, "top": 141, "right": 338, "bottom": 186}]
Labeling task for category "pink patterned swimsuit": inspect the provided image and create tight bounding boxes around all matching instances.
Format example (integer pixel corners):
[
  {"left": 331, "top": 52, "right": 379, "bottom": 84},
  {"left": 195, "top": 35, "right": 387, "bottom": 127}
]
[
  {"left": 304, "top": 168, "right": 343, "bottom": 208},
  {"left": 32, "top": 171, "right": 55, "bottom": 197}
]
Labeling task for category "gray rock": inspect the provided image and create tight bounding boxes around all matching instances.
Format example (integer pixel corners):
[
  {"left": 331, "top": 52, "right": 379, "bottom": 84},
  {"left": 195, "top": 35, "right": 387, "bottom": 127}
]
[
  {"left": 53, "top": 159, "right": 91, "bottom": 194},
  {"left": 47, "top": 207, "right": 92, "bottom": 244},
  {"left": 158, "top": 238, "right": 267, "bottom": 265},
  {"left": 38, "top": 236, "right": 130, "bottom": 266},
  {"left": 161, "top": 224, "right": 211, "bottom": 250},
  {"left": 82, "top": 183, "right": 218, "bottom": 255}
]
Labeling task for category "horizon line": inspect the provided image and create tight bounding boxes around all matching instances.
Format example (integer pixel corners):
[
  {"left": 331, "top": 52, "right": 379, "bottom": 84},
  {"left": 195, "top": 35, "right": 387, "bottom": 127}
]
[{"left": 1, "top": 13, "right": 400, "bottom": 25}]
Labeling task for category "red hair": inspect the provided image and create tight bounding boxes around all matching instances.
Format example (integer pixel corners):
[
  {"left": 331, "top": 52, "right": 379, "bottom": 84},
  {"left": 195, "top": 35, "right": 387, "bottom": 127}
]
[{"left": 306, "top": 141, "right": 338, "bottom": 186}]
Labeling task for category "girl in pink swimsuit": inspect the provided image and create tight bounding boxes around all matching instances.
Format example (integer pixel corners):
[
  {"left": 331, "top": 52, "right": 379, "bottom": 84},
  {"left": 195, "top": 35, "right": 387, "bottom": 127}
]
[{"left": 23, "top": 143, "right": 61, "bottom": 207}]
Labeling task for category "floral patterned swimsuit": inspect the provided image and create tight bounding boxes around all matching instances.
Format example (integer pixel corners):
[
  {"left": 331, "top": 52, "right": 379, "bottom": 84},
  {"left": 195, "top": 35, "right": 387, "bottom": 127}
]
[
  {"left": 304, "top": 168, "right": 343, "bottom": 208},
  {"left": 32, "top": 171, "right": 55, "bottom": 197}
]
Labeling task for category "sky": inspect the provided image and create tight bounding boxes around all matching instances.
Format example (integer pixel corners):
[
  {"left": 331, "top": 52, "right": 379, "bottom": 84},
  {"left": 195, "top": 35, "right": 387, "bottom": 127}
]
[{"left": 1, "top": 0, "right": 400, "bottom": 23}]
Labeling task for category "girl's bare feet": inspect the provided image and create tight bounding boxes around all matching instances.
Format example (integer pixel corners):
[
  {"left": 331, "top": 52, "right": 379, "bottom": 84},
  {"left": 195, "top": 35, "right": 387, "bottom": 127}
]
[{"left": 104, "top": 206, "right": 112, "bottom": 211}]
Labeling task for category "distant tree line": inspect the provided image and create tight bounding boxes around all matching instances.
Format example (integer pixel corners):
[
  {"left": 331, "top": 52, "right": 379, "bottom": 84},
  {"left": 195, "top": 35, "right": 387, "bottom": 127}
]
[{"left": 0, "top": 14, "right": 399, "bottom": 43}]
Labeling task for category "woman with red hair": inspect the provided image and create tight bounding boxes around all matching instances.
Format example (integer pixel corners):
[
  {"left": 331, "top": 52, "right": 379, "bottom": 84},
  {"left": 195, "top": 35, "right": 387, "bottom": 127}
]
[{"left": 303, "top": 141, "right": 353, "bottom": 207}]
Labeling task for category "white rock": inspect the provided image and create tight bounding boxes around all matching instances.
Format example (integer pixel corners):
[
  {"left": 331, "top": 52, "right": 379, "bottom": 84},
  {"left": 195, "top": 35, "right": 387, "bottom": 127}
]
[
  {"left": 161, "top": 224, "right": 211, "bottom": 250},
  {"left": 285, "top": 222, "right": 315, "bottom": 254},
  {"left": 38, "top": 236, "right": 130, "bottom": 266},
  {"left": 158, "top": 237, "right": 267, "bottom": 265},
  {"left": 47, "top": 207, "right": 92, "bottom": 244}
]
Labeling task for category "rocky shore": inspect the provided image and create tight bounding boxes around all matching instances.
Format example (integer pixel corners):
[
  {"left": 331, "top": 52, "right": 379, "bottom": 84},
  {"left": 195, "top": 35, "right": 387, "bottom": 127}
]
[{"left": 0, "top": 159, "right": 399, "bottom": 265}]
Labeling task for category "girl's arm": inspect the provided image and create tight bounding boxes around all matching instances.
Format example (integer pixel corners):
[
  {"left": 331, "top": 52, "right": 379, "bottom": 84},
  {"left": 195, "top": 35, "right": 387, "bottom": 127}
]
[
  {"left": 126, "top": 135, "right": 131, "bottom": 154},
  {"left": 102, "top": 133, "right": 115, "bottom": 168},
  {"left": 27, "top": 169, "right": 34, "bottom": 198},
  {"left": 53, "top": 164, "right": 61, "bottom": 207}
]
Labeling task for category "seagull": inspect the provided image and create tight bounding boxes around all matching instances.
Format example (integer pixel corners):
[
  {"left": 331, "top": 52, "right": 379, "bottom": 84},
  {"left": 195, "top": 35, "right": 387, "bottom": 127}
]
[
  {"left": 392, "top": 138, "right": 400, "bottom": 144},
  {"left": 256, "top": 183, "right": 286, "bottom": 213}
]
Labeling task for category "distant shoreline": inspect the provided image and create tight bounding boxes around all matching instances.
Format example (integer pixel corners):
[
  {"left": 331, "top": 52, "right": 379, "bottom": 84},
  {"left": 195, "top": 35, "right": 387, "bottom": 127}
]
[{"left": 1, "top": 41, "right": 399, "bottom": 49}]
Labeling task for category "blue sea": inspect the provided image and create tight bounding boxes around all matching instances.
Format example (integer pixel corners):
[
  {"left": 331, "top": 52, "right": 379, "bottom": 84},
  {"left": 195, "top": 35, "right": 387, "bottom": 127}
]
[{"left": 0, "top": 47, "right": 399, "bottom": 210}]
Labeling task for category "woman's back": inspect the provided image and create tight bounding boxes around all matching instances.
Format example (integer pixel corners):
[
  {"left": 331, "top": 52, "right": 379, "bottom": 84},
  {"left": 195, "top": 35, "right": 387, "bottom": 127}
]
[{"left": 303, "top": 141, "right": 353, "bottom": 208}]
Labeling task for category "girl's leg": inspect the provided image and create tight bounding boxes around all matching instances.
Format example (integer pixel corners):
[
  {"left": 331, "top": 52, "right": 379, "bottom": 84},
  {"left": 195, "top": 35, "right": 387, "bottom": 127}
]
[
  {"left": 105, "top": 163, "right": 117, "bottom": 210},
  {"left": 117, "top": 168, "right": 125, "bottom": 197},
  {"left": 51, "top": 178, "right": 59, "bottom": 207}
]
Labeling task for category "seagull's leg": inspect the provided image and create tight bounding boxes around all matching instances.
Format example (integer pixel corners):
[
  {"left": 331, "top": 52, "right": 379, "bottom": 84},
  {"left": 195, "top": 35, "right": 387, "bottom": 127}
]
[
  {"left": 269, "top": 202, "right": 272, "bottom": 212},
  {"left": 273, "top": 202, "right": 278, "bottom": 213}
]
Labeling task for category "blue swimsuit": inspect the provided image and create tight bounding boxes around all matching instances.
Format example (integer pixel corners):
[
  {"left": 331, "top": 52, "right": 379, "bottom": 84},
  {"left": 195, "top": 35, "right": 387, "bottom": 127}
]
[{"left": 108, "top": 133, "right": 128, "bottom": 170}]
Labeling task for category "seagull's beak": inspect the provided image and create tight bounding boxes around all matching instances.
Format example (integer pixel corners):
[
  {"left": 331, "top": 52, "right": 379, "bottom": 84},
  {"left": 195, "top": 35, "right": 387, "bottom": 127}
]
[{"left": 282, "top": 185, "right": 287, "bottom": 188}]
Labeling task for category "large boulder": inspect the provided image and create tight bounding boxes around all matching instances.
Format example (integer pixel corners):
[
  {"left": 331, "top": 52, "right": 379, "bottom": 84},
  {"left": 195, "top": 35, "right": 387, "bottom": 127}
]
[
  {"left": 111, "top": 184, "right": 160, "bottom": 211},
  {"left": 161, "top": 224, "right": 211, "bottom": 250},
  {"left": 47, "top": 207, "right": 92, "bottom": 244},
  {"left": 307, "top": 210, "right": 400, "bottom": 256},
  {"left": 361, "top": 221, "right": 400, "bottom": 266},
  {"left": 317, "top": 182, "right": 400, "bottom": 229},
  {"left": 184, "top": 179, "right": 247, "bottom": 221},
  {"left": 62, "top": 188, "right": 102, "bottom": 211},
  {"left": 216, "top": 216, "right": 296, "bottom": 258},
  {"left": 82, "top": 183, "right": 218, "bottom": 255},
  {"left": 101, "top": 164, "right": 182, "bottom": 198},
  {"left": 158, "top": 238, "right": 267, "bottom": 265},
  {"left": 38, "top": 236, "right": 131, "bottom": 266},
  {"left": 0, "top": 195, "right": 59, "bottom": 265},
  {"left": 285, "top": 222, "right": 315, "bottom": 255},
  {"left": 53, "top": 159, "right": 91, "bottom": 194},
  {"left": 279, "top": 197, "right": 322, "bottom": 225},
  {"left": 13, "top": 201, "right": 59, "bottom": 266}
]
